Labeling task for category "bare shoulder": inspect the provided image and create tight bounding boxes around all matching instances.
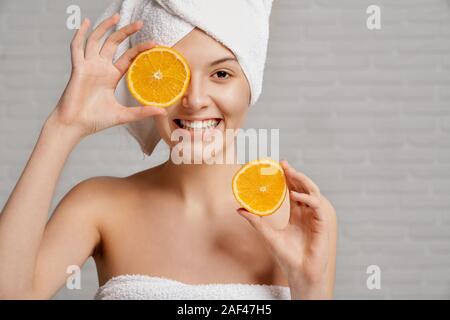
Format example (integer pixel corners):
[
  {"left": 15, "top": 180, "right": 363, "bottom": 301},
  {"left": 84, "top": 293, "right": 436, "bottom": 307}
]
[
  {"left": 68, "top": 166, "right": 164, "bottom": 220},
  {"left": 55, "top": 176, "right": 118, "bottom": 213},
  {"left": 70, "top": 165, "right": 162, "bottom": 199},
  {"left": 55, "top": 174, "right": 141, "bottom": 228},
  {"left": 70, "top": 175, "right": 122, "bottom": 194},
  {"left": 65, "top": 176, "right": 127, "bottom": 210}
]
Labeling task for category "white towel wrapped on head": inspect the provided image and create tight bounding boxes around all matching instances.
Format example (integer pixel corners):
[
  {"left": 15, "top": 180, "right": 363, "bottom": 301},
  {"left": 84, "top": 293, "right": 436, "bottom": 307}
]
[{"left": 94, "top": 0, "right": 274, "bottom": 156}]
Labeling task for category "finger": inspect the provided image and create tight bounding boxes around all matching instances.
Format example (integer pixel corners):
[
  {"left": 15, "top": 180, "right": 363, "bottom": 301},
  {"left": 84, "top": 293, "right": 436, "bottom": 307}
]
[
  {"left": 280, "top": 160, "right": 308, "bottom": 194},
  {"left": 290, "top": 190, "right": 327, "bottom": 223},
  {"left": 70, "top": 17, "right": 90, "bottom": 66},
  {"left": 116, "top": 105, "right": 167, "bottom": 125},
  {"left": 290, "top": 191, "right": 323, "bottom": 212},
  {"left": 236, "top": 208, "right": 278, "bottom": 244},
  {"left": 114, "top": 41, "right": 157, "bottom": 75},
  {"left": 281, "top": 160, "right": 321, "bottom": 196},
  {"left": 100, "top": 20, "right": 144, "bottom": 60},
  {"left": 284, "top": 166, "right": 305, "bottom": 195},
  {"left": 85, "top": 13, "right": 120, "bottom": 59}
]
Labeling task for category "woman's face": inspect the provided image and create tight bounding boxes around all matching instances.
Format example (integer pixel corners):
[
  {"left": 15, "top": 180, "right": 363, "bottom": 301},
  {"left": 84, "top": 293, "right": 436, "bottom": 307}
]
[{"left": 153, "top": 27, "right": 251, "bottom": 163}]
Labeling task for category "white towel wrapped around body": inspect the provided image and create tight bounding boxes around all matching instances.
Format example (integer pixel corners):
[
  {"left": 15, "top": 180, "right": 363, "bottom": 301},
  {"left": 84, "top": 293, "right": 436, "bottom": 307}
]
[{"left": 94, "top": 274, "right": 291, "bottom": 300}]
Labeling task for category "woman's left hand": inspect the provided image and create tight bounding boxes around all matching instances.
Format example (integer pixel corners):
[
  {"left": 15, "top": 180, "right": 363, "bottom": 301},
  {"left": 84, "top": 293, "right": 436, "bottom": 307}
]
[{"left": 236, "top": 160, "right": 337, "bottom": 300}]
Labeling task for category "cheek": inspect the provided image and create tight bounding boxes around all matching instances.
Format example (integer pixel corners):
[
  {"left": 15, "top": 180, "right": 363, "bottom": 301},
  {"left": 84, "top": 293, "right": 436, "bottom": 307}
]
[{"left": 219, "top": 82, "right": 250, "bottom": 127}]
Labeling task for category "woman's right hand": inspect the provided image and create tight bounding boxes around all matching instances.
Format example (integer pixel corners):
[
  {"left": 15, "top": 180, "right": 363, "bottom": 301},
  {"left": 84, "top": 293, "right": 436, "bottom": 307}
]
[{"left": 48, "top": 13, "right": 166, "bottom": 139}]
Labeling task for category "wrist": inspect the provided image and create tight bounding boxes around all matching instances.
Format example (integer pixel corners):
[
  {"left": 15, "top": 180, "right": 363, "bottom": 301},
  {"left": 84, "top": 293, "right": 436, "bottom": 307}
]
[
  {"left": 43, "top": 111, "right": 86, "bottom": 144},
  {"left": 288, "top": 274, "right": 331, "bottom": 300}
]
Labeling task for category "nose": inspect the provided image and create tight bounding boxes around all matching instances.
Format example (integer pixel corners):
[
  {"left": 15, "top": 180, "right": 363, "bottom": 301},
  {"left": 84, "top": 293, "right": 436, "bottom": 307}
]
[{"left": 180, "top": 74, "right": 210, "bottom": 112}]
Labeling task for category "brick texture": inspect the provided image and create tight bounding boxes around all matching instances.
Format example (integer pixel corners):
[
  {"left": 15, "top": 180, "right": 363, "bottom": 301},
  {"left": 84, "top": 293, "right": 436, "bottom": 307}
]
[{"left": 1, "top": 0, "right": 449, "bottom": 299}]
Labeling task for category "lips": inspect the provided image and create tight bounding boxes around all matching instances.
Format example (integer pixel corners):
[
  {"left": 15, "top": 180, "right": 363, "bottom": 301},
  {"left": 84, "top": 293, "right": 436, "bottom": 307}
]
[{"left": 173, "top": 118, "right": 222, "bottom": 130}]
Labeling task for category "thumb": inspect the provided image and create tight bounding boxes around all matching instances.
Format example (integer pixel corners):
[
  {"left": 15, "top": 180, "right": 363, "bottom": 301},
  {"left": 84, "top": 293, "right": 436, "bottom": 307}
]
[
  {"left": 236, "top": 208, "right": 278, "bottom": 245},
  {"left": 117, "top": 105, "right": 167, "bottom": 124}
]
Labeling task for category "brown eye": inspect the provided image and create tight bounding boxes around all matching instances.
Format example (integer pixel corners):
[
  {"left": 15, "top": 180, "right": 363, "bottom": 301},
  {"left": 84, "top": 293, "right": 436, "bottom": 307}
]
[{"left": 214, "top": 70, "right": 231, "bottom": 79}]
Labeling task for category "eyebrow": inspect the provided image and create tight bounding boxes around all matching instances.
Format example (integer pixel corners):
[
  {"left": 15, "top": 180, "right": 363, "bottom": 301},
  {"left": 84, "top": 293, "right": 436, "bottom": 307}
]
[{"left": 209, "top": 57, "right": 238, "bottom": 67}]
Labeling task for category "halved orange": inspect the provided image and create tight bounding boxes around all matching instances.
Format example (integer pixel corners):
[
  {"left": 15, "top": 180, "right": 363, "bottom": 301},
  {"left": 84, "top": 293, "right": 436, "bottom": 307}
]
[
  {"left": 126, "top": 45, "right": 190, "bottom": 107},
  {"left": 232, "top": 158, "right": 287, "bottom": 216}
]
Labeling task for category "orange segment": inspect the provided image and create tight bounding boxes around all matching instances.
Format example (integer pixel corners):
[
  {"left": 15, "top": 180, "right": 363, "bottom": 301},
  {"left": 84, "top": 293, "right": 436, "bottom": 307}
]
[
  {"left": 126, "top": 45, "right": 190, "bottom": 107},
  {"left": 232, "top": 158, "right": 287, "bottom": 216}
]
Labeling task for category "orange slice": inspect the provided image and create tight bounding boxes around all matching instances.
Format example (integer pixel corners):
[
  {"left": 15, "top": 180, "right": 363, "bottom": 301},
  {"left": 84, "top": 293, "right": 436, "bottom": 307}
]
[
  {"left": 126, "top": 45, "right": 191, "bottom": 107},
  {"left": 232, "top": 158, "right": 287, "bottom": 216}
]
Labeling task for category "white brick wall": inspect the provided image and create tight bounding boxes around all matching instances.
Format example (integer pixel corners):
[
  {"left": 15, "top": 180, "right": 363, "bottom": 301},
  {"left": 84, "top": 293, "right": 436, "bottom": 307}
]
[{"left": 1, "top": 0, "right": 449, "bottom": 299}]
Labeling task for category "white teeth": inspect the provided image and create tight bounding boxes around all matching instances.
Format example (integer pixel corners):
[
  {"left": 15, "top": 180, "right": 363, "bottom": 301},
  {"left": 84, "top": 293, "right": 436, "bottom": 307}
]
[{"left": 178, "top": 119, "right": 219, "bottom": 129}]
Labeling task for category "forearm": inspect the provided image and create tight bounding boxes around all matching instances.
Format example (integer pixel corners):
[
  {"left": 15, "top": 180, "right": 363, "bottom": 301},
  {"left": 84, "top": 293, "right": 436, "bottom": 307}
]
[{"left": 0, "top": 113, "right": 83, "bottom": 296}]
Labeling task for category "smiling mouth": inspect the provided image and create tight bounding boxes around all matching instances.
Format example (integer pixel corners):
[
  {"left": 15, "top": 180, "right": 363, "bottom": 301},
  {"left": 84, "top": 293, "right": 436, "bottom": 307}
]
[{"left": 173, "top": 118, "right": 222, "bottom": 130}]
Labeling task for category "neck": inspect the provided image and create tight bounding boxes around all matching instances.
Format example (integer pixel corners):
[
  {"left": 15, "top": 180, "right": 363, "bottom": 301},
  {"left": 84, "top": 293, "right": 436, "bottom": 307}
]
[
  {"left": 163, "top": 158, "right": 239, "bottom": 196},
  {"left": 155, "top": 150, "right": 241, "bottom": 219}
]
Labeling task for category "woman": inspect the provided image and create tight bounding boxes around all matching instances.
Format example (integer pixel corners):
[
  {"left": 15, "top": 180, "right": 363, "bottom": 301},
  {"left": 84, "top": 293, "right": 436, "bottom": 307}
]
[{"left": 0, "top": 3, "right": 337, "bottom": 300}]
